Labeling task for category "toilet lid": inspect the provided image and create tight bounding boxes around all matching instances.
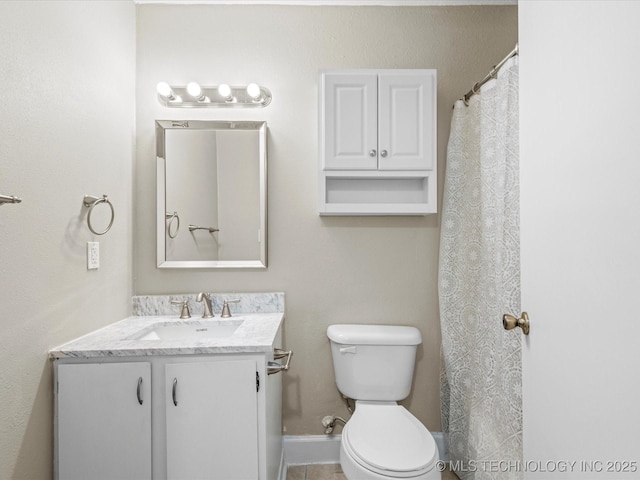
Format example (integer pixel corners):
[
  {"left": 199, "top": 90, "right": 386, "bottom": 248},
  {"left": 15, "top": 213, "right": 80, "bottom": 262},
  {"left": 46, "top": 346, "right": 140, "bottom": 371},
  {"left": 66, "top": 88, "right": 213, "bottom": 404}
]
[{"left": 343, "top": 403, "right": 437, "bottom": 476}]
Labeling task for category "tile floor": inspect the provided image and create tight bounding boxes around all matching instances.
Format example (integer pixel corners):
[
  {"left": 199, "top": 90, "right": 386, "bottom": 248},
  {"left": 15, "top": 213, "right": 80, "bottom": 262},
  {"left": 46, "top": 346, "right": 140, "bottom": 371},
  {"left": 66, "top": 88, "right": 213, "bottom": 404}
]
[{"left": 286, "top": 463, "right": 461, "bottom": 480}]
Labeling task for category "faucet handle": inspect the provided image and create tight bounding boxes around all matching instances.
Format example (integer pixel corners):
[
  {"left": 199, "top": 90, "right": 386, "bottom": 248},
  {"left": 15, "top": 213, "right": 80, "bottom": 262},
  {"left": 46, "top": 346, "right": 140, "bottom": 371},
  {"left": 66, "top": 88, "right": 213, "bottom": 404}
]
[
  {"left": 170, "top": 300, "right": 191, "bottom": 319},
  {"left": 221, "top": 299, "right": 240, "bottom": 318}
]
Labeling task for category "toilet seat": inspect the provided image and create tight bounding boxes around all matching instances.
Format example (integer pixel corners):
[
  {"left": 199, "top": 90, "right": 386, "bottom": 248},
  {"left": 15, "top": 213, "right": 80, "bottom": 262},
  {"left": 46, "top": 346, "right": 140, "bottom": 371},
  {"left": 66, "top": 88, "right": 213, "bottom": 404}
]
[{"left": 342, "top": 402, "right": 438, "bottom": 478}]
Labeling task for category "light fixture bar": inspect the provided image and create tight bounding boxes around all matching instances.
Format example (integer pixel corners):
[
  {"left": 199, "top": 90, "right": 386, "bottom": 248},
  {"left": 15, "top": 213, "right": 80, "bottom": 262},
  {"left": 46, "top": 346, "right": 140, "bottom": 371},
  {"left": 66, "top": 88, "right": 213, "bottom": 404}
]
[{"left": 156, "top": 83, "right": 272, "bottom": 108}]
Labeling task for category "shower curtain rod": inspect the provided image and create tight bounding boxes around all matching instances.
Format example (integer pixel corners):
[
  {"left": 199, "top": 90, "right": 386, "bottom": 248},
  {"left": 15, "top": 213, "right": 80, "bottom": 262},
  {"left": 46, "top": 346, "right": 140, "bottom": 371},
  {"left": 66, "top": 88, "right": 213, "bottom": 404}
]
[{"left": 461, "top": 43, "right": 519, "bottom": 106}]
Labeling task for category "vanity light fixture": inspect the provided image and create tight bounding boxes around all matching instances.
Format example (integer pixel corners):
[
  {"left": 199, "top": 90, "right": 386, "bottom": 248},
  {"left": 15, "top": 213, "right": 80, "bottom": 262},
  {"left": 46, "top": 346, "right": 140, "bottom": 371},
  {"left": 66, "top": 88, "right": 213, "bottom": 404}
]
[{"left": 156, "top": 81, "right": 272, "bottom": 108}]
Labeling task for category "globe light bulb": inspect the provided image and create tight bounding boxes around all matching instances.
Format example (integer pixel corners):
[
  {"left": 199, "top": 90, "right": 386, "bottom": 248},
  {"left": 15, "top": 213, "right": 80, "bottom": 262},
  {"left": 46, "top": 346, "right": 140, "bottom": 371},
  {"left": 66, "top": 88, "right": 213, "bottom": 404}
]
[
  {"left": 156, "top": 82, "right": 173, "bottom": 98},
  {"left": 246, "top": 83, "right": 261, "bottom": 100},
  {"left": 186, "top": 82, "right": 202, "bottom": 98},
  {"left": 218, "top": 83, "right": 232, "bottom": 100}
]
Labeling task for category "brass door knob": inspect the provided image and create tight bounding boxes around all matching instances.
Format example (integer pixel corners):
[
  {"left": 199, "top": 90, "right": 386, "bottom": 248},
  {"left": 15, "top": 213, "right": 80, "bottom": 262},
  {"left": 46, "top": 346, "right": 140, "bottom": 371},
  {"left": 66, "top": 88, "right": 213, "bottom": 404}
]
[{"left": 503, "top": 312, "right": 530, "bottom": 335}]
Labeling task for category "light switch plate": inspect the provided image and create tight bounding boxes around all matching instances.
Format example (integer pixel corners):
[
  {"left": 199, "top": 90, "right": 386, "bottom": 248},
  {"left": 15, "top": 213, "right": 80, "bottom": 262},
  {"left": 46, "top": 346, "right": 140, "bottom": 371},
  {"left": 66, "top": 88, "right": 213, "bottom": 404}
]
[{"left": 87, "top": 242, "right": 99, "bottom": 270}]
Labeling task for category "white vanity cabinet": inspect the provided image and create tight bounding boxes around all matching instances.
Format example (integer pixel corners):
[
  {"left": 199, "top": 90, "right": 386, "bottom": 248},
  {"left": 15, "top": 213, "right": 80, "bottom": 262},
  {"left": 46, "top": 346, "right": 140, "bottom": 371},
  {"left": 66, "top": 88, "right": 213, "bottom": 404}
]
[
  {"left": 54, "top": 352, "right": 283, "bottom": 480},
  {"left": 56, "top": 362, "right": 152, "bottom": 480},
  {"left": 319, "top": 69, "right": 437, "bottom": 215}
]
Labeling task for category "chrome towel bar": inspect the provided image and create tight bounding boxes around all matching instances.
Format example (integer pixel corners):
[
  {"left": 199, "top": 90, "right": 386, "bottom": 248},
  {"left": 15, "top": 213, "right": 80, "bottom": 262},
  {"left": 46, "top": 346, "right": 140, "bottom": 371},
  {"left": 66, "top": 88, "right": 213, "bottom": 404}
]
[
  {"left": 188, "top": 224, "right": 219, "bottom": 233},
  {"left": 268, "top": 348, "right": 293, "bottom": 375},
  {"left": 0, "top": 194, "right": 22, "bottom": 205}
]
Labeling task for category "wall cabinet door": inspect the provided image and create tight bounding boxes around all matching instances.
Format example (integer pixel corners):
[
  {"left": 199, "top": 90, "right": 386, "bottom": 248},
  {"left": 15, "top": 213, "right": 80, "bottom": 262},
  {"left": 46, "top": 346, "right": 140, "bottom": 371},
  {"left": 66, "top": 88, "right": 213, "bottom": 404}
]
[
  {"left": 56, "top": 362, "right": 151, "bottom": 480},
  {"left": 321, "top": 73, "right": 378, "bottom": 170},
  {"left": 165, "top": 359, "right": 259, "bottom": 480},
  {"left": 378, "top": 72, "right": 436, "bottom": 170}
]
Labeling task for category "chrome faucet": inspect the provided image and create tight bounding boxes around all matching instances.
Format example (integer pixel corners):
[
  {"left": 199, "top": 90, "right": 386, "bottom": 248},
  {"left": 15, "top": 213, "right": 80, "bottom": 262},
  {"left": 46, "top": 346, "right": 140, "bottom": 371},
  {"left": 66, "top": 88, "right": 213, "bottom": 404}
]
[{"left": 196, "top": 292, "right": 214, "bottom": 318}]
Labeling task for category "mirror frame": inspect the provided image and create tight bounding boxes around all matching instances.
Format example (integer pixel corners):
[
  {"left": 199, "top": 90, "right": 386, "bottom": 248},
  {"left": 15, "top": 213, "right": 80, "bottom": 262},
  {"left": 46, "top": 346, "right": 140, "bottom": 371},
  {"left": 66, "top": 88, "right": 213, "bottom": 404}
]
[{"left": 156, "top": 120, "right": 267, "bottom": 269}]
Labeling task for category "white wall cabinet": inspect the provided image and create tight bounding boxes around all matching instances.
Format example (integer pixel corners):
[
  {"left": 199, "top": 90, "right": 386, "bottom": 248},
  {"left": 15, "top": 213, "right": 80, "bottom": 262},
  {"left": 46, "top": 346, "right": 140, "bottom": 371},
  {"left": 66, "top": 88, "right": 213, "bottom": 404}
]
[
  {"left": 56, "top": 362, "right": 152, "bottom": 480},
  {"left": 55, "top": 351, "right": 282, "bottom": 480},
  {"left": 319, "top": 69, "right": 437, "bottom": 215}
]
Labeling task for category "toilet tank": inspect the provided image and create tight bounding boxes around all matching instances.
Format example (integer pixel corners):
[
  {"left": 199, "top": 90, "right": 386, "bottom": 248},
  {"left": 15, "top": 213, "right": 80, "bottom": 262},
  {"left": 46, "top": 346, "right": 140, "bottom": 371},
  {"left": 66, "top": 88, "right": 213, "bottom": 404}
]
[{"left": 327, "top": 324, "right": 422, "bottom": 401}]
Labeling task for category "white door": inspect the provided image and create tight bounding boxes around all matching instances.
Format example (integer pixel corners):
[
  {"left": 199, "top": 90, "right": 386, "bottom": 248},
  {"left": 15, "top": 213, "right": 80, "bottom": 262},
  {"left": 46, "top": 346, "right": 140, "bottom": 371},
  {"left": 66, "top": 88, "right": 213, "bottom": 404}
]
[
  {"left": 165, "top": 359, "right": 259, "bottom": 480},
  {"left": 378, "top": 71, "right": 436, "bottom": 171},
  {"left": 321, "top": 72, "right": 378, "bottom": 170},
  {"left": 520, "top": 1, "right": 640, "bottom": 477},
  {"left": 56, "top": 362, "right": 151, "bottom": 480}
]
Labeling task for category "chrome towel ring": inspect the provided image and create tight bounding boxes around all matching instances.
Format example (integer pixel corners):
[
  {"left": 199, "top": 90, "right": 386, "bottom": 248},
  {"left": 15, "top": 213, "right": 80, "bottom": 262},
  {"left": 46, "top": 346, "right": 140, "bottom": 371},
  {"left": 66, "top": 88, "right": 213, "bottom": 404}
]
[
  {"left": 83, "top": 194, "right": 114, "bottom": 235},
  {"left": 166, "top": 211, "right": 180, "bottom": 238}
]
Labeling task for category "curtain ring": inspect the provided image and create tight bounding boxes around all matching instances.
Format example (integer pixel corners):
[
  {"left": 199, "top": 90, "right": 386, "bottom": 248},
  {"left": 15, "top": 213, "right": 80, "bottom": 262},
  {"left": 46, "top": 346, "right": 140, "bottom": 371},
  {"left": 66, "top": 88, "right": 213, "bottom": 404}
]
[
  {"left": 166, "top": 211, "right": 180, "bottom": 238},
  {"left": 83, "top": 194, "right": 115, "bottom": 235}
]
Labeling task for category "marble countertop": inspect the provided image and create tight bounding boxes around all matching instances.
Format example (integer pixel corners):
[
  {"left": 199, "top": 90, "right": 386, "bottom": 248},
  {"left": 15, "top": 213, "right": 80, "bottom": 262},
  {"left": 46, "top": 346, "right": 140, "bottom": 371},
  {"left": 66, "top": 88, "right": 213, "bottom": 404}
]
[{"left": 49, "top": 312, "right": 284, "bottom": 359}]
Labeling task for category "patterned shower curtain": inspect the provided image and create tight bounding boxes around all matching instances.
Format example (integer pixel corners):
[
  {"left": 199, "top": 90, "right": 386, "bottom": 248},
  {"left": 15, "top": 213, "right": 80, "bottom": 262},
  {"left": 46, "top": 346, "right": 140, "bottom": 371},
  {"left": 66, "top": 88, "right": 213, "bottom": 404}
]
[{"left": 438, "top": 56, "right": 521, "bottom": 480}]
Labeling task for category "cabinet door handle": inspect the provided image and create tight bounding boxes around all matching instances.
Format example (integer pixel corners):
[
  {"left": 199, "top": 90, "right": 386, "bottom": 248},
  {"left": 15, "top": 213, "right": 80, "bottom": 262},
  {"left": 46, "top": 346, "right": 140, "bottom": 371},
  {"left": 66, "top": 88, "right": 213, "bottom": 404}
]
[
  {"left": 172, "top": 377, "right": 178, "bottom": 406},
  {"left": 369, "top": 149, "right": 377, "bottom": 157},
  {"left": 137, "top": 377, "right": 144, "bottom": 405},
  {"left": 380, "top": 150, "right": 388, "bottom": 158}
]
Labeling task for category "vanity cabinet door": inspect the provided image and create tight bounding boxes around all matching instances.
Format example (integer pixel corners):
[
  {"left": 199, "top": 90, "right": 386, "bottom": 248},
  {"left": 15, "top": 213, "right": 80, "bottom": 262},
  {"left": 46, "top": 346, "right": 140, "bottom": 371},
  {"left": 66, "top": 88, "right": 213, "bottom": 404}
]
[
  {"left": 56, "top": 362, "right": 151, "bottom": 480},
  {"left": 165, "top": 359, "right": 259, "bottom": 480}
]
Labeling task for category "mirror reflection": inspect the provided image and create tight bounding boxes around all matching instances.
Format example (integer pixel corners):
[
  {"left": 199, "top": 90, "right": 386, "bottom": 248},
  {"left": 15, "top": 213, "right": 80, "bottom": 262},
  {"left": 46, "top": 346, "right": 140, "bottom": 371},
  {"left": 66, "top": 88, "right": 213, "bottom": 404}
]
[{"left": 156, "top": 120, "right": 267, "bottom": 268}]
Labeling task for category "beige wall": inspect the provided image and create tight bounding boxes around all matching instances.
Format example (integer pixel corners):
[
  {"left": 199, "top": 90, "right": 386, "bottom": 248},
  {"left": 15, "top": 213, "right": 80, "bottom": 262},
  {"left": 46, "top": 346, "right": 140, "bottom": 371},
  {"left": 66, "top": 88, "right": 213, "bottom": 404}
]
[
  {"left": 135, "top": 5, "right": 517, "bottom": 434},
  {"left": 0, "top": 3, "right": 519, "bottom": 478},
  {"left": 0, "top": 2, "right": 135, "bottom": 478},
  {"left": 0, "top": 4, "right": 518, "bottom": 478}
]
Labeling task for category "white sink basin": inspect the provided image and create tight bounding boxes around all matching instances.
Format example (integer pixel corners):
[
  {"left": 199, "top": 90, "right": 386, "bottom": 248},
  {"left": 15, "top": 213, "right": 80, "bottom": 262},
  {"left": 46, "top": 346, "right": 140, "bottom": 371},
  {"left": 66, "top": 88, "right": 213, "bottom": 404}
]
[{"left": 135, "top": 320, "right": 243, "bottom": 341}]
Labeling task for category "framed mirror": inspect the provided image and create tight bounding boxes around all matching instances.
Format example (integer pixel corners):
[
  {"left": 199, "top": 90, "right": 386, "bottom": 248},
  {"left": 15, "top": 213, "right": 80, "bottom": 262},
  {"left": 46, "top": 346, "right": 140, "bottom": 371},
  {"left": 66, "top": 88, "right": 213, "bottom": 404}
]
[{"left": 156, "top": 120, "right": 267, "bottom": 268}]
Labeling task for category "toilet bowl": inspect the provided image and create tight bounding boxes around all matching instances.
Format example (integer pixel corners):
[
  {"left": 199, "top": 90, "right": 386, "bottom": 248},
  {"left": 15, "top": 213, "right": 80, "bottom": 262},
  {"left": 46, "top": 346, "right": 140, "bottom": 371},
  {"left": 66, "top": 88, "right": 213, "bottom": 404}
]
[
  {"left": 340, "top": 402, "right": 440, "bottom": 480},
  {"left": 327, "top": 324, "right": 441, "bottom": 480}
]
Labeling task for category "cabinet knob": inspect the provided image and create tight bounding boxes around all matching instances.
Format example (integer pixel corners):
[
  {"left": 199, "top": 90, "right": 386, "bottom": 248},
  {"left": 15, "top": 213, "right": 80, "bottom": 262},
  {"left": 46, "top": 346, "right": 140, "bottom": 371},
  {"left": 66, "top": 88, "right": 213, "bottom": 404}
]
[
  {"left": 380, "top": 150, "right": 388, "bottom": 158},
  {"left": 369, "top": 149, "right": 377, "bottom": 157}
]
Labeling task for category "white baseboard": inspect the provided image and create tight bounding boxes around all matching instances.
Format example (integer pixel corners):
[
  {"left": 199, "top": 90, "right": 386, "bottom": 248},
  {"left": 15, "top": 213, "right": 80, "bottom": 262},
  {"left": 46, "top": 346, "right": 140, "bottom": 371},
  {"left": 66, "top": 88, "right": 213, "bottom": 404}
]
[
  {"left": 283, "top": 434, "right": 342, "bottom": 466},
  {"left": 281, "top": 431, "right": 448, "bottom": 476}
]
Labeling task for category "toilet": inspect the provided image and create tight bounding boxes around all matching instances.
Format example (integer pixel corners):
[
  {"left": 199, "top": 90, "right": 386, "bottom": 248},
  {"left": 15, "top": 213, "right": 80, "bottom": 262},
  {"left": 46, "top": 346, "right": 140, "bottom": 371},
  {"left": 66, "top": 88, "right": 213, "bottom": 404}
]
[{"left": 327, "top": 324, "right": 441, "bottom": 480}]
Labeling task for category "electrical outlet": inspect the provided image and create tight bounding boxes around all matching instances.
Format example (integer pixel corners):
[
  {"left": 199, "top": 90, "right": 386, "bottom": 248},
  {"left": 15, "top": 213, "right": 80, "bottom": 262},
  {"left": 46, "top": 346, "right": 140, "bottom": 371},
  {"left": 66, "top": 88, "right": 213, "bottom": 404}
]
[{"left": 87, "top": 242, "right": 99, "bottom": 270}]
